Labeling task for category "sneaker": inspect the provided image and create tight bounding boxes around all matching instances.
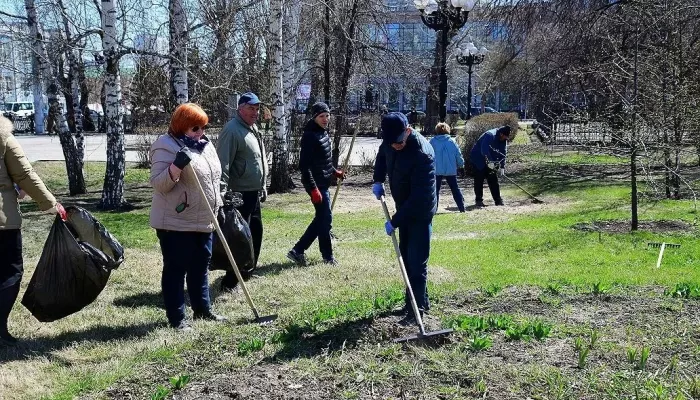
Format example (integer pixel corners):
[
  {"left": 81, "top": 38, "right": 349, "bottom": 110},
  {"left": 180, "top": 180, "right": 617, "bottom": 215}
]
[
  {"left": 287, "top": 249, "right": 307, "bottom": 266},
  {"left": 495, "top": 200, "right": 505, "bottom": 206},
  {"left": 323, "top": 258, "right": 338, "bottom": 266},
  {"left": 172, "top": 321, "right": 193, "bottom": 332},
  {"left": 475, "top": 201, "right": 485, "bottom": 207},
  {"left": 193, "top": 312, "right": 227, "bottom": 322}
]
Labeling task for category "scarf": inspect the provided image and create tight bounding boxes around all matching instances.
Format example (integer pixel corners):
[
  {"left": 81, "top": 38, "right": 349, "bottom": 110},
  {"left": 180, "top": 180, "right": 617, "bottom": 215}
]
[{"left": 181, "top": 135, "right": 209, "bottom": 152}]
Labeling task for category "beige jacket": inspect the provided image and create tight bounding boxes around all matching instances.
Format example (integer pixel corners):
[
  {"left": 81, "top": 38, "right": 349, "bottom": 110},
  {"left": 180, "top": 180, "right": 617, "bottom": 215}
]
[
  {"left": 0, "top": 116, "right": 56, "bottom": 230},
  {"left": 149, "top": 134, "right": 223, "bottom": 233}
]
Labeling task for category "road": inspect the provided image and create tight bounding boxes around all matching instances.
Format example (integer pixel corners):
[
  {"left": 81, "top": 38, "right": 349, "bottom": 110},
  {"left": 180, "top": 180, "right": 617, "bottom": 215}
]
[{"left": 16, "top": 134, "right": 382, "bottom": 167}]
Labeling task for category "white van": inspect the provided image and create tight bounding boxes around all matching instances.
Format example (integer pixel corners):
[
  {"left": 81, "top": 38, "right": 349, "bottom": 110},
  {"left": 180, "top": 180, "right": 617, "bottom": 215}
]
[{"left": 3, "top": 102, "right": 34, "bottom": 119}]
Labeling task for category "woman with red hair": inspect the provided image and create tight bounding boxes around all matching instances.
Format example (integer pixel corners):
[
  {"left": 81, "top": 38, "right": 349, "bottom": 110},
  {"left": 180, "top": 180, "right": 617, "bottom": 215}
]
[{"left": 149, "top": 103, "right": 226, "bottom": 331}]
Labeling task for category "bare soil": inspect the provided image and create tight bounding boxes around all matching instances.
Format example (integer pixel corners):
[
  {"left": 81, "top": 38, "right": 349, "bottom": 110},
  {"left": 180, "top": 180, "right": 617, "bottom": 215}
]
[{"left": 156, "top": 287, "right": 700, "bottom": 400}]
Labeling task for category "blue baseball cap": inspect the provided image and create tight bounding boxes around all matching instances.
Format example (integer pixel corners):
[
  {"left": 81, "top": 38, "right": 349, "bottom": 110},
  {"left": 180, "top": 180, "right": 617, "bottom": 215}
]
[
  {"left": 381, "top": 112, "right": 409, "bottom": 143},
  {"left": 238, "top": 92, "right": 260, "bottom": 105}
]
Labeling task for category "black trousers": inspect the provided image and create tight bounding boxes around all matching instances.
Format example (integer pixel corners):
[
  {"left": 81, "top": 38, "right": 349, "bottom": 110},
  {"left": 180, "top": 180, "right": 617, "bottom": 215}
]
[
  {"left": 472, "top": 166, "right": 502, "bottom": 204},
  {"left": 0, "top": 229, "right": 23, "bottom": 334},
  {"left": 223, "top": 191, "right": 262, "bottom": 286}
]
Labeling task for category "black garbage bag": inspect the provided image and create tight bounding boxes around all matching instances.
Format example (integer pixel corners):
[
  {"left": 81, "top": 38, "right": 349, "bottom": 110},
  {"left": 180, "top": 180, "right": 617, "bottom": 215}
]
[
  {"left": 22, "top": 206, "right": 125, "bottom": 322},
  {"left": 210, "top": 192, "right": 255, "bottom": 283}
]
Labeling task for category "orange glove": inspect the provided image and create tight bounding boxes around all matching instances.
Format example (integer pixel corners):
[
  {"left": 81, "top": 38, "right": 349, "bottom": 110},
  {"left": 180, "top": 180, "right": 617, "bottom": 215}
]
[{"left": 310, "top": 188, "right": 322, "bottom": 204}]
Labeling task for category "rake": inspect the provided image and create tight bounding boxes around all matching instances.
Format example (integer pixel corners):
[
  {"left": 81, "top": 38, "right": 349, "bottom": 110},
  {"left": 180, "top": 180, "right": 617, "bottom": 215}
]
[
  {"left": 331, "top": 129, "right": 358, "bottom": 212},
  {"left": 502, "top": 173, "right": 544, "bottom": 204},
  {"left": 190, "top": 165, "right": 278, "bottom": 325},
  {"left": 379, "top": 194, "right": 453, "bottom": 343},
  {"left": 647, "top": 242, "right": 681, "bottom": 269}
]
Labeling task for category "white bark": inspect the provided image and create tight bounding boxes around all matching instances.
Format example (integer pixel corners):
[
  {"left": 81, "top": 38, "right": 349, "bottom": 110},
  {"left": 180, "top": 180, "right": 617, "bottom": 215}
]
[
  {"left": 101, "top": 0, "right": 126, "bottom": 208},
  {"left": 269, "top": 0, "right": 289, "bottom": 192},
  {"left": 169, "top": 0, "right": 188, "bottom": 104},
  {"left": 69, "top": 49, "right": 85, "bottom": 163},
  {"left": 282, "top": 1, "right": 302, "bottom": 115},
  {"left": 24, "top": 0, "right": 46, "bottom": 134}
]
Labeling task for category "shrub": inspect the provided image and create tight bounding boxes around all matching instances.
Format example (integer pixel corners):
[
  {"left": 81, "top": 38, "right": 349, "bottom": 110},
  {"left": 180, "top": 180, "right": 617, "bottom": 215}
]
[{"left": 459, "top": 112, "right": 520, "bottom": 176}]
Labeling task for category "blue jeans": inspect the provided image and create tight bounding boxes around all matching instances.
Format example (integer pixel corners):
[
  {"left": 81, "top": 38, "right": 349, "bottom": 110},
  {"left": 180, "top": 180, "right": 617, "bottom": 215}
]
[
  {"left": 398, "top": 220, "right": 432, "bottom": 312},
  {"left": 436, "top": 175, "right": 465, "bottom": 212},
  {"left": 156, "top": 230, "right": 213, "bottom": 326},
  {"left": 293, "top": 188, "right": 333, "bottom": 260}
]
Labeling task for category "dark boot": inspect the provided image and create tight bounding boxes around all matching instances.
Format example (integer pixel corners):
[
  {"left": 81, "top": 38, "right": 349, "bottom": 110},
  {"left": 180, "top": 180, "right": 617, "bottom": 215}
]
[{"left": 0, "top": 282, "right": 21, "bottom": 343}]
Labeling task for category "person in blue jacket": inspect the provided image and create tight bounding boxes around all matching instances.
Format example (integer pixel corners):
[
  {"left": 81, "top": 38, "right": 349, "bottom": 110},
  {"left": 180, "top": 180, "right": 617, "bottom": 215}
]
[
  {"left": 372, "top": 112, "right": 437, "bottom": 321},
  {"left": 429, "top": 122, "right": 465, "bottom": 212},
  {"left": 469, "top": 126, "right": 511, "bottom": 207},
  {"left": 287, "top": 102, "right": 345, "bottom": 267}
]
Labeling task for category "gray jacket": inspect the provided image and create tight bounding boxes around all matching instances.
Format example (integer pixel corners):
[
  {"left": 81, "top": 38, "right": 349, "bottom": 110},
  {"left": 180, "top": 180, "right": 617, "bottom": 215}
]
[{"left": 217, "top": 111, "right": 267, "bottom": 193}]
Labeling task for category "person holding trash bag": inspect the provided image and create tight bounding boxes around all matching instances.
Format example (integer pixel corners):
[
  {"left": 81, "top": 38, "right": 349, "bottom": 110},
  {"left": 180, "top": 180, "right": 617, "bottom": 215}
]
[
  {"left": 372, "top": 112, "right": 437, "bottom": 323},
  {"left": 217, "top": 92, "right": 268, "bottom": 291},
  {"left": 150, "top": 103, "right": 226, "bottom": 331},
  {"left": 0, "top": 115, "right": 66, "bottom": 344},
  {"left": 469, "top": 126, "right": 511, "bottom": 207},
  {"left": 287, "top": 102, "right": 345, "bottom": 267},
  {"left": 429, "top": 122, "right": 465, "bottom": 213}
]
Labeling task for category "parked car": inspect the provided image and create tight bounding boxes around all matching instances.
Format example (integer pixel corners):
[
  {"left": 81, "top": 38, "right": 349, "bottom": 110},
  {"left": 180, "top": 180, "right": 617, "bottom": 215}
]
[{"left": 459, "top": 106, "right": 496, "bottom": 120}]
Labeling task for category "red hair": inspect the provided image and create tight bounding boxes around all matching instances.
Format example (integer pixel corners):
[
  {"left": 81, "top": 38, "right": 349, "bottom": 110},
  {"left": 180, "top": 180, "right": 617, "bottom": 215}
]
[{"left": 169, "top": 103, "right": 208, "bottom": 137}]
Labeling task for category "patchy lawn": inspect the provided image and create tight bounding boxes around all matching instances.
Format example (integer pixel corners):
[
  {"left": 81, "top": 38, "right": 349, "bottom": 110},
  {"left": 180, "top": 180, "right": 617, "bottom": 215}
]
[{"left": 1, "top": 160, "right": 699, "bottom": 400}]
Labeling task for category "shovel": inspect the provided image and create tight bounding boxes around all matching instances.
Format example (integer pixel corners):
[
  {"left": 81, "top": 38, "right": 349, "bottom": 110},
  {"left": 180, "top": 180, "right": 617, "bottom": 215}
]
[
  {"left": 189, "top": 165, "right": 278, "bottom": 325},
  {"left": 379, "top": 194, "right": 453, "bottom": 343}
]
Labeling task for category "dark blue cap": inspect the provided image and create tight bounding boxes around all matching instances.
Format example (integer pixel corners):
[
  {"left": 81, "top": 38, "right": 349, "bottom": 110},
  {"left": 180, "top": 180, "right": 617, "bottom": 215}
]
[
  {"left": 238, "top": 92, "right": 260, "bottom": 105},
  {"left": 381, "top": 112, "right": 408, "bottom": 143}
]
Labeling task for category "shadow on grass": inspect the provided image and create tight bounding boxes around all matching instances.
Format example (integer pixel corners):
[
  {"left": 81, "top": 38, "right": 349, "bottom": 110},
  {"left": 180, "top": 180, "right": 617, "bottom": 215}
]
[
  {"left": 113, "top": 291, "right": 164, "bottom": 309},
  {"left": 268, "top": 316, "right": 375, "bottom": 362},
  {"left": 0, "top": 321, "right": 161, "bottom": 363}
]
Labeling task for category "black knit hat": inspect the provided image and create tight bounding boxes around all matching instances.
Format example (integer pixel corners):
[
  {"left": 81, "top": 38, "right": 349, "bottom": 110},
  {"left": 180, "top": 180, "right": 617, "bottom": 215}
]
[{"left": 311, "top": 102, "right": 330, "bottom": 118}]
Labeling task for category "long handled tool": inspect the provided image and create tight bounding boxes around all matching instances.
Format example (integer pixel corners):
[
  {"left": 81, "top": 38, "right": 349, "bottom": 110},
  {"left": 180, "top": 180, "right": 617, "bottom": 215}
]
[
  {"left": 190, "top": 165, "right": 278, "bottom": 324},
  {"left": 647, "top": 242, "right": 681, "bottom": 269},
  {"left": 502, "top": 173, "right": 544, "bottom": 204},
  {"left": 380, "top": 195, "right": 453, "bottom": 343},
  {"left": 331, "top": 130, "right": 358, "bottom": 212}
]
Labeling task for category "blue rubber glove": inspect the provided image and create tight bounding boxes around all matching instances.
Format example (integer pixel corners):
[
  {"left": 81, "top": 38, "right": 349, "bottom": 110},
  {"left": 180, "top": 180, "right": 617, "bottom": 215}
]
[
  {"left": 384, "top": 221, "right": 395, "bottom": 236},
  {"left": 372, "top": 182, "right": 385, "bottom": 200}
]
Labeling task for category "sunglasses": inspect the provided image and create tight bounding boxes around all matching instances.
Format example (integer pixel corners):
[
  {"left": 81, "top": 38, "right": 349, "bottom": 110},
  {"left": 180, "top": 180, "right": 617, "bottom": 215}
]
[
  {"left": 175, "top": 191, "right": 190, "bottom": 213},
  {"left": 191, "top": 125, "right": 209, "bottom": 133}
]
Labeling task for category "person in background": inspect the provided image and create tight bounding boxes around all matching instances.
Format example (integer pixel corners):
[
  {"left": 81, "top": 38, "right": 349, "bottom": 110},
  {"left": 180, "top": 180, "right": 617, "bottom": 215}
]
[
  {"left": 287, "top": 102, "right": 345, "bottom": 267},
  {"left": 150, "top": 103, "right": 226, "bottom": 331},
  {"left": 407, "top": 106, "right": 419, "bottom": 129},
  {"left": 429, "top": 122, "right": 465, "bottom": 212},
  {"left": 0, "top": 115, "right": 66, "bottom": 344},
  {"left": 372, "top": 112, "right": 437, "bottom": 323},
  {"left": 217, "top": 92, "right": 268, "bottom": 291},
  {"left": 469, "top": 125, "right": 511, "bottom": 207}
]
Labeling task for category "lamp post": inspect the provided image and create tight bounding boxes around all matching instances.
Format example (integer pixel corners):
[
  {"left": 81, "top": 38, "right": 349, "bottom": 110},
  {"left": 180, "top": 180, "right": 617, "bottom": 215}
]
[
  {"left": 455, "top": 42, "right": 487, "bottom": 120},
  {"left": 414, "top": 0, "right": 475, "bottom": 123}
]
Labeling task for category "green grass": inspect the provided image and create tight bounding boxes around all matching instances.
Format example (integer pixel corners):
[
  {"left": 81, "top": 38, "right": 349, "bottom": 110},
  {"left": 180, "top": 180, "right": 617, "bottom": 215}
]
[
  {"left": 523, "top": 151, "right": 627, "bottom": 165},
  {"left": 2, "top": 160, "right": 700, "bottom": 399}
]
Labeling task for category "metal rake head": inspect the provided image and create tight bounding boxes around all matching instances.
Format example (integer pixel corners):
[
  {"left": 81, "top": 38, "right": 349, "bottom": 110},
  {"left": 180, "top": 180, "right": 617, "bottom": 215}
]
[{"left": 647, "top": 242, "right": 681, "bottom": 248}]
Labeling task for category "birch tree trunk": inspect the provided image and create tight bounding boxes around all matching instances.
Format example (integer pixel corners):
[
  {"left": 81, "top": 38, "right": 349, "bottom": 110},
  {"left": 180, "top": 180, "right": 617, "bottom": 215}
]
[
  {"left": 100, "top": 0, "right": 127, "bottom": 209},
  {"left": 268, "top": 0, "right": 291, "bottom": 193},
  {"left": 331, "top": 0, "right": 359, "bottom": 172},
  {"left": 24, "top": 0, "right": 46, "bottom": 134},
  {"left": 169, "top": 0, "right": 188, "bottom": 105}
]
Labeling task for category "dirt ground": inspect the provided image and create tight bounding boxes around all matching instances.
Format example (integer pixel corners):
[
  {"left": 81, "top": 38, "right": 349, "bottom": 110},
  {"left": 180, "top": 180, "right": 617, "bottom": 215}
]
[{"left": 155, "top": 287, "right": 700, "bottom": 400}]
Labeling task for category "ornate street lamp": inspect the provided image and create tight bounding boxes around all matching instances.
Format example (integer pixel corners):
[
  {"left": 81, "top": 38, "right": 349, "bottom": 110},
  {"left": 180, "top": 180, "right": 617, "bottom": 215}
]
[
  {"left": 414, "top": 0, "right": 476, "bottom": 123},
  {"left": 455, "top": 42, "right": 487, "bottom": 120}
]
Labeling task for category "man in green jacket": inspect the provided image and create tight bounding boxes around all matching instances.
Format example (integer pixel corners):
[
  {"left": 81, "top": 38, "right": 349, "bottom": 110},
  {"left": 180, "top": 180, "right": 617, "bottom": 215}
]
[{"left": 216, "top": 92, "right": 268, "bottom": 291}]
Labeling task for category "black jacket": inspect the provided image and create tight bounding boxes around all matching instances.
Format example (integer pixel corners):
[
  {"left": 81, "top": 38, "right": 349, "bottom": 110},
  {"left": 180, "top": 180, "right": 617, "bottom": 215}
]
[
  {"left": 373, "top": 130, "right": 437, "bottom": 228},
  {"left": 299, "top": 119, "right": 337, "bottom": 192}
]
